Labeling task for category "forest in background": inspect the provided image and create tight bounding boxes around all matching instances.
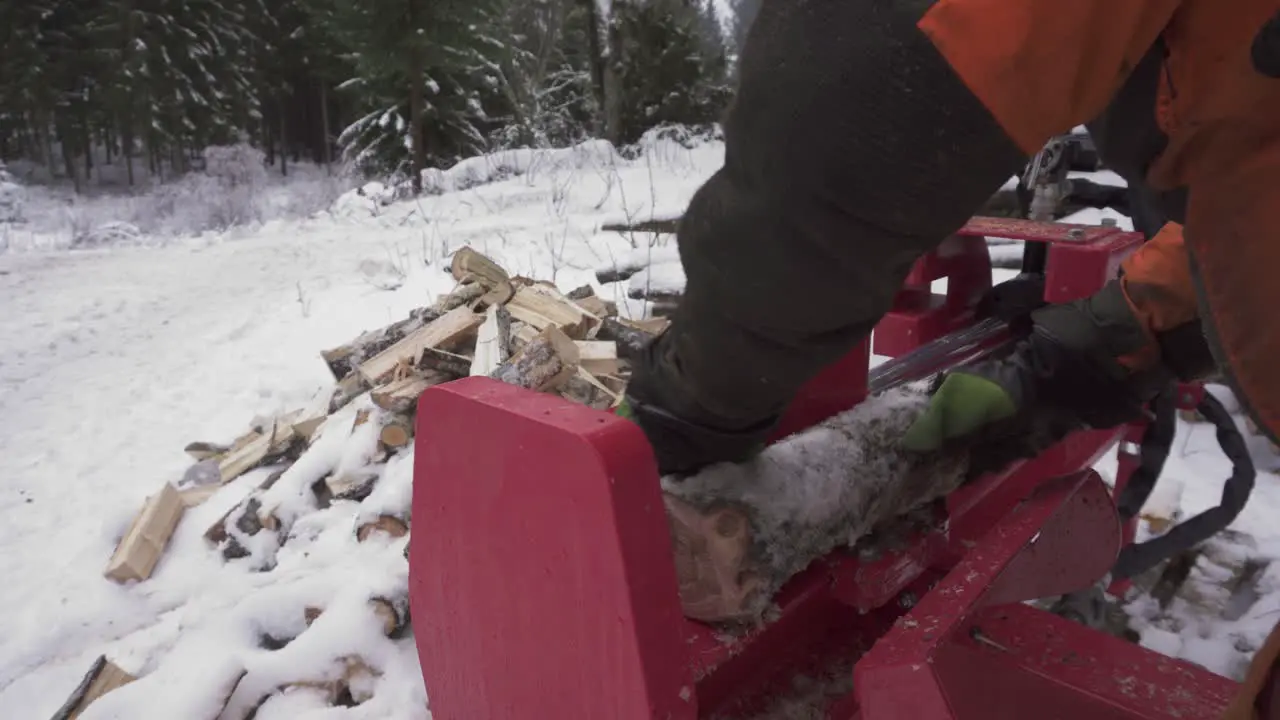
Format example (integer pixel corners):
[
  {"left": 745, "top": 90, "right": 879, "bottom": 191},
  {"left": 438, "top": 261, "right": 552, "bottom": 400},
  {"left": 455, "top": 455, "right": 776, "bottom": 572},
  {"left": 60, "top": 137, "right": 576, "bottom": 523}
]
[{"left": 0, "top": 0, "right": 764, "bottom": 194}]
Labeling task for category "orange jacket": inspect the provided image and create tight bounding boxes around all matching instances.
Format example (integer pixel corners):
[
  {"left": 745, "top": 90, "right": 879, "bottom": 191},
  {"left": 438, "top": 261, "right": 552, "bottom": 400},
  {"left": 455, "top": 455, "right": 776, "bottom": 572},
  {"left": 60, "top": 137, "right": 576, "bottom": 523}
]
[{"left": 921, "top": 3, "right": 1280, "bottom": 716}]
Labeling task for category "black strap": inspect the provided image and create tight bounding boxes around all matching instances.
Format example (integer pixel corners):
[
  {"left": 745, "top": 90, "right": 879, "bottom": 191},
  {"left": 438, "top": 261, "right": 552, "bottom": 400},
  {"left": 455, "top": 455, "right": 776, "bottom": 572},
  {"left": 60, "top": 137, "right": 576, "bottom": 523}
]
[{"left": 1109, "top": 387, "right": 1256, "bottom": 580}]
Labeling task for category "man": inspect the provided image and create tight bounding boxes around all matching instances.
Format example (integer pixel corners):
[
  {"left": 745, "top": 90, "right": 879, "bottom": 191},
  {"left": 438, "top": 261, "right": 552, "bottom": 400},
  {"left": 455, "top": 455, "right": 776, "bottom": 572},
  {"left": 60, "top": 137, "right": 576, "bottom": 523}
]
[{"left": 616, "top": 2, "right": 1280, "bottom": 716}]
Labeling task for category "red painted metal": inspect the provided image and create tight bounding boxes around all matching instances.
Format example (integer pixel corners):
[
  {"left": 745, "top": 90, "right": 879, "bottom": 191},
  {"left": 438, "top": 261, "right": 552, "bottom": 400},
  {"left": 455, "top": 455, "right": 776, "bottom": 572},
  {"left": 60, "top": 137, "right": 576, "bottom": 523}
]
[
  {"left": 874, "top": 218, "right": 1145, "bottom": 360},
  {"left": 408, "top": 216, "right": 1236, "bottom": 720},
  {"left": 855, "top": 472, "right": 1238, "bottom": 720}
]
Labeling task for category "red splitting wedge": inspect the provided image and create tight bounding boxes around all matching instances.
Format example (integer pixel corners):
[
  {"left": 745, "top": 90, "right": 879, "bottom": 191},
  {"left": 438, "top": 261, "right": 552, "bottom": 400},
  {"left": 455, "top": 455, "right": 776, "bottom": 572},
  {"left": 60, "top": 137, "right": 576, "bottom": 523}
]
[{"left": 408, "top": 217, "right": 1240, "bottom": 719}]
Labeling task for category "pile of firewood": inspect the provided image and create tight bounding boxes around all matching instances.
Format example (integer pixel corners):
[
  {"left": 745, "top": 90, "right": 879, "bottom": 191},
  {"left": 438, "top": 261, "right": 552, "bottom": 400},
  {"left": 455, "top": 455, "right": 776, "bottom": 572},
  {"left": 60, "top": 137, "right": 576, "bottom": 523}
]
[{"left": 80, "top": 245, "right": 671, "bottom": 718}]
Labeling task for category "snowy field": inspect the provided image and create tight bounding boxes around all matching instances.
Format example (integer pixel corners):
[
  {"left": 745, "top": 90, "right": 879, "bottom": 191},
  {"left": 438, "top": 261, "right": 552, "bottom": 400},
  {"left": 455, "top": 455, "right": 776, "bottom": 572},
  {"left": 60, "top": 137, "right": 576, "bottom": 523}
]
[{"left": 2, "top": 134, "right": 1279, "bottom": 717}]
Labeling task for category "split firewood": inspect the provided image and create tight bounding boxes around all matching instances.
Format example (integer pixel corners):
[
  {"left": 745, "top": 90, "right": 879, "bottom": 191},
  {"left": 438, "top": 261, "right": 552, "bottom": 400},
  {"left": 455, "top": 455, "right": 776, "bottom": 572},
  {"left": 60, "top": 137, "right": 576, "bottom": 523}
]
[
  {"left": 326, "top": 471, "right": 380, "bottom": 503},
  {"left": 204, "top": 467, "right": 287, "bottom": 549},
  {"left": 596, "top": 317, "right": 659, "bottom": 361},
  {"left": 379, "top": 417, "right": 414, "bottom": 450},
  {"left": 292, "top": 415, "right": 328, "bottom": 444},
  {"left": 353, "top": 408, "right": 372, "bottom": 428},
  {"left": 596, "top": 374, "right": 629, "bottom": 396},
  {"left": 319, "top": 311, "right": 438, "bottom": 381},
  {"left": 504, "top": 284, "right": 598, "bottom": 339},
  {"left": 105, "top": 482, "right": 186, "bottom": 583},
  {"left": 416, "top": 347, "right": 473, "bottom": 379},
  {"left": 370, "top": 374, "right": 437, "bottom": 414},
  {"left": 275, "top": 656, "right": 379, "bottom": 706},
  {"left": 489, "top": 325, "right": 580, "bottom": 393},
  {"left": 370, "top": 591, "right": 411, "bottom": 639},
  {"left": 358, "top": 305, "right": 485, "bottom": 385},
  {"left": 356, "top": 514, "right": 409, "bottom": 542},
  {"left": 469, "top": 305, "right": 513, "bottom": 376},
  {"left": 51, "top": 655, "right": 136, "bottom": 720},
  {"left": 661, "top": 383, "right": 968, "bottom": 622},
  {"left": 213, "top": 420, "right": 298, "bottom": 486},
  {"left": 575, "top": 340, "right": 620, "bottom": 376},
  {"left": 304, "top": 606, "right": 324, "bottom": 627},
  {"left": 330, "top": 372, "right": 370, "bottom": 414},
  {"left": 559, "top": 368, "right": 620, "bottom": 411},
  {"left": 178, "top": 484, "right": 223, "bottom": 508},
  {"left": 433, "top": 280, "right": 486, "bottom": 313},
  {"left": 450, "top": 246, "right": 516, "bottom": 306}
]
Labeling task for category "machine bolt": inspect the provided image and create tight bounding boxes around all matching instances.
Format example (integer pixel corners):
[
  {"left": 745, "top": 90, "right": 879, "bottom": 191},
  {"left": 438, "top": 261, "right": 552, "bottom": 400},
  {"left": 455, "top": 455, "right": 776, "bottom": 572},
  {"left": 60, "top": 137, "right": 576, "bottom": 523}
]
[
  {"left": 1066, "top": 228, "right": 1087, "bottom": 240},
  {"left": 898, "top": 592, "right": 917, "bottom": 609},
  {"left": 1100, "top": 217, "right": 1119, "bottom": 228}
]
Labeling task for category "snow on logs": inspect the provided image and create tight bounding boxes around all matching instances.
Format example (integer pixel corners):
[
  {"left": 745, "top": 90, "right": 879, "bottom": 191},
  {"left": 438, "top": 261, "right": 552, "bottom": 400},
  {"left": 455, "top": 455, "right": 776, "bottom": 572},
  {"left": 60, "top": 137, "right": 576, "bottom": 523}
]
[{"left": 80, "top": 245, "right": 667, "bottom": 717}]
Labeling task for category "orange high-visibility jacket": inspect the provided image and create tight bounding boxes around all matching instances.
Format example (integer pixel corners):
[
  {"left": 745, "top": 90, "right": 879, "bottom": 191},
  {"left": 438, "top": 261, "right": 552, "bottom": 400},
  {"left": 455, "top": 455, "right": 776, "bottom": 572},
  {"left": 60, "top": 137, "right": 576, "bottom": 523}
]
[{"left": 922, "top": 3, "right": 1279, "bottom": 716}]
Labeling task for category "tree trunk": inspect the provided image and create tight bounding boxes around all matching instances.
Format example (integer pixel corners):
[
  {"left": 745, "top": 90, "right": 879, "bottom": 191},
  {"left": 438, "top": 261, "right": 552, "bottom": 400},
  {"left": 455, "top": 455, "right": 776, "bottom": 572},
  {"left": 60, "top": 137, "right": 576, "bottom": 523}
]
[
  {"left": 603, "top": 16, "right": 624, "bottom": 144},
  {"left": 60, "top": 125, "right": 81, "bottom": 194},
  {"left": 123, "top": 120, "right": 135, "bottom": 186},
  {"left": 407, "top": 16, "right": 426, "bottom": 195},
  {"left": 581, "top": 0, "right": 609, "bottom": 138},
  {"left": 279, "top": 96, "right": 288, "bottom": 177},
  {"left": 320, "top": 82, "right": 332, "bottom": 174}
]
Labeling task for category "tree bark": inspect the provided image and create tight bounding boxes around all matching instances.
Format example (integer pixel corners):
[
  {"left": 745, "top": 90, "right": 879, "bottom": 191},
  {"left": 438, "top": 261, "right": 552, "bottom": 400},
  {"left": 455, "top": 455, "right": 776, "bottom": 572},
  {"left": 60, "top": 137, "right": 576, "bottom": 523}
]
[
  {"left": 407, "top": 0, "right": 426, "bottom": 195},
  {"left": 320, "top": 82, "right": 332, "bottom": 174},
  {"left": 278, "top": 95, "right": 288, "bottom": 177},
  {"left": 581, "top": 0, "right": 611, "bottom": 140}
]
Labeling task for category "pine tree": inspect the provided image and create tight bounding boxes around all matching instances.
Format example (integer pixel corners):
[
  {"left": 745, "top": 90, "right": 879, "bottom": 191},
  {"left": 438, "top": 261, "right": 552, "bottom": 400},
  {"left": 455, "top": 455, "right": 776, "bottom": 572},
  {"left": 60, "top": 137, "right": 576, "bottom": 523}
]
[
  {"left": 308, "top": 0, "right": 510, "bottom": 191},
  {"left": 488, "top": 0, "right": 594, "bottom": 149},
  {"left": 610, "top": 0, "right": 732, "bottom": 145}
]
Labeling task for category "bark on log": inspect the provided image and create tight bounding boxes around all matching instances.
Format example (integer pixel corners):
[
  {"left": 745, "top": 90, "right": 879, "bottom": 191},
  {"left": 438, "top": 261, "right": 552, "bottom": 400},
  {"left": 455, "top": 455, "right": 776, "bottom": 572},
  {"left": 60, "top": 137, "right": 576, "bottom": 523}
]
[
  {"left": 50, "top": 655, "right": 136, "bottom": 720},
  {"left": 661, "top": 383, "right": 968, "bottom": 621},
  {"left": 330, "top": 372, "right": 370, "bottom": 414},
  {"left": 319, "top": 310, "right": 438, "bottom": 381},
  {"left": 433, "top": 281, "right": 485, "bottom": 313},
  {"left": 600, "top": 217, "right": 681, "bottom": 235},
  {"left": 359, "top": 306, "right": 485, "bottom": 384},
  {"left": 559, "top": 369, "right": 619, "bottom": 410},
  {"left": 489, "top": 326, "right": 580, "bottom": 392},
  {"left": 596, "top": 318, "right": 658, "bottom": 362},
  {"left": 326, "top": 471, "right": 380, "bottom": 503},
  {"left": 416, "top": 347, "right": 472, "bottom": 379}
]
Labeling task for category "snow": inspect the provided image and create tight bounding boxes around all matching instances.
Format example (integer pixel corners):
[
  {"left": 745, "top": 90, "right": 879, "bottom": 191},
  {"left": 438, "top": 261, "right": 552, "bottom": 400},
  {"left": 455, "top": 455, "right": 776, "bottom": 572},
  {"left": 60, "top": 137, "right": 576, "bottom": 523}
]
[{"left": 2, "top": 131, "right": 1278, "bottom": 717}]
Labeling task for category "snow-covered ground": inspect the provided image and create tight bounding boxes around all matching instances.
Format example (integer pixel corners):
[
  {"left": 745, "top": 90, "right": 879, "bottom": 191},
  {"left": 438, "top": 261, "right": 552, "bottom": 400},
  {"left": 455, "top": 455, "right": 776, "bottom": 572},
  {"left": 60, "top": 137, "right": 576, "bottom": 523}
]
[{"left": 2, "top": 134, "right": 1279, "bottom": 717}]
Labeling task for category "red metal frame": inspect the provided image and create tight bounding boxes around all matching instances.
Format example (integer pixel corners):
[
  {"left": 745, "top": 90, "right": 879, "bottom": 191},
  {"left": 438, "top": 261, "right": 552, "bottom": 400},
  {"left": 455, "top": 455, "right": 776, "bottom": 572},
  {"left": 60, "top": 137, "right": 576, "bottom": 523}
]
[{"left": 408, "top": 217, "right": 1237, "bottom": 720}]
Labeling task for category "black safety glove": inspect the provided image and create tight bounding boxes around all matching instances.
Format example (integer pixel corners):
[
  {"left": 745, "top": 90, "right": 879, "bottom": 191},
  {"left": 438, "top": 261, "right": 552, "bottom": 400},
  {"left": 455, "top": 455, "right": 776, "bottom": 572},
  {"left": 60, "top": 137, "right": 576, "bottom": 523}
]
[{"left": 905, "top": 279, "right": 1181, "bottom": 479}]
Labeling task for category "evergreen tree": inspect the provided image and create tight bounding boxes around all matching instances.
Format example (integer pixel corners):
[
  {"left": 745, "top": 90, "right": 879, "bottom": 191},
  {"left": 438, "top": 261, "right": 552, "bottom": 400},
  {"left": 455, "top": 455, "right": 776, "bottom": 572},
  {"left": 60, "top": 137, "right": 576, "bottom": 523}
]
[
  {"left": 309, "top": 0, "right": 509, "bottom": 191},
  {"left": 610, "top": 0, "right": 732, "bottom": 145}
]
